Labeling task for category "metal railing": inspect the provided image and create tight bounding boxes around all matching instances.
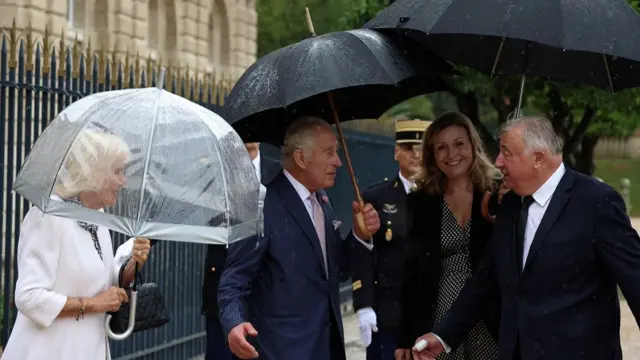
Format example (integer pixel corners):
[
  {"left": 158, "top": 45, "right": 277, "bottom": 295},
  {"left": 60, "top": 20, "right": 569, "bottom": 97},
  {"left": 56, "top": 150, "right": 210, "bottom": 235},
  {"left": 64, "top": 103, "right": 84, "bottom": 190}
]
[{"left": 0, "top": 24, "right": 398, "bottom": 359}]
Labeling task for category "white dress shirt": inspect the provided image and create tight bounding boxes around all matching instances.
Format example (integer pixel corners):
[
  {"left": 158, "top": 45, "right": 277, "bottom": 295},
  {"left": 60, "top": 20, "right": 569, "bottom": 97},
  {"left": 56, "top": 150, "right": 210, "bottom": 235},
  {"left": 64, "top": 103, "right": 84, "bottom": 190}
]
[
  {"left": 521, "top": 162, "right": 565, "bottom": 268},
  {"left": 435, "top": 163, "right": 566, "bottom": 353},
  {"left": 282, "top": 170, "right": 372, "bottom": 250},
  {"left": 252, "top": 151, "right": 261, "bottom": 183}
]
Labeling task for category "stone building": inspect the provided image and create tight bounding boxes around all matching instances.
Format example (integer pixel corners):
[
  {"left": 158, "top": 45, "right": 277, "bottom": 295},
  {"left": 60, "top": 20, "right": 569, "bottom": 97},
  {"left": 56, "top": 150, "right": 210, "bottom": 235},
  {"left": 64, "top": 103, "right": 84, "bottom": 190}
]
[{"left": 0, "top": 0, "right": 257, "bottom": 79}]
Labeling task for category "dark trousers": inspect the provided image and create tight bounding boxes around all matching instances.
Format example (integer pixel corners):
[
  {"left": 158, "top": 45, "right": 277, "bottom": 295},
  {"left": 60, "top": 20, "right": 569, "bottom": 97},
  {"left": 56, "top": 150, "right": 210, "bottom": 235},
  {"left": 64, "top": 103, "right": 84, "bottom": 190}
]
[
  {"left": 513, "top": 339, "right": 521, "bottom": 360},
  {"left": 366, "top": 329, "right": 397, "bottom": 360},
  {"left": 206, "top": 316, "right": 233, "bottom": 360}
]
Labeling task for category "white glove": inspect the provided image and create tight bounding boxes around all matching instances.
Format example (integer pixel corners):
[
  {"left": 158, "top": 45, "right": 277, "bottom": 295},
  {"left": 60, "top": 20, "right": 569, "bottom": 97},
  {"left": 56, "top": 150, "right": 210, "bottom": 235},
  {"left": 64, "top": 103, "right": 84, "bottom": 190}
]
[{"left": 356, "top": 307, "right": 378, "bottom": 347}]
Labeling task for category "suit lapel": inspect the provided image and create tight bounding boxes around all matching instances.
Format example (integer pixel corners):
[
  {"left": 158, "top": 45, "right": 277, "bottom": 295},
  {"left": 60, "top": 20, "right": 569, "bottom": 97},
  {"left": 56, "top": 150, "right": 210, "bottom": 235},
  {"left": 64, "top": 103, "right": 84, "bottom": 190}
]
[
  {"left": 276, "top": 173, "right": 328, "bottom": 275},
  {"left": 521, "top": 170, "right": 575, "bottom": 278},
  {"left": 511, "top": 199, "right": 522, "bottom": 278}
]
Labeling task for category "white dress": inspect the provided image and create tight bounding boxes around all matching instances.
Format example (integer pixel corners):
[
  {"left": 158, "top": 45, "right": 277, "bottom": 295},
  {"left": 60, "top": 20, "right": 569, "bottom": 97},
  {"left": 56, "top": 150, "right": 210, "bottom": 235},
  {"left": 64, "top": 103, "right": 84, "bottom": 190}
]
[{"left": 1, "top": 206, "right": 121, "bottom": 360}]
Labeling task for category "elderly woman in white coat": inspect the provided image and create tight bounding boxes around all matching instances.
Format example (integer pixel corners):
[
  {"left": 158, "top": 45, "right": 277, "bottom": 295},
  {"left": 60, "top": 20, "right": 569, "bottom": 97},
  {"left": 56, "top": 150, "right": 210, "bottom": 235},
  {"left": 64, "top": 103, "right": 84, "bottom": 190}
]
[{"left": 2, "top": 130, "right": 153, "bottom": 360}]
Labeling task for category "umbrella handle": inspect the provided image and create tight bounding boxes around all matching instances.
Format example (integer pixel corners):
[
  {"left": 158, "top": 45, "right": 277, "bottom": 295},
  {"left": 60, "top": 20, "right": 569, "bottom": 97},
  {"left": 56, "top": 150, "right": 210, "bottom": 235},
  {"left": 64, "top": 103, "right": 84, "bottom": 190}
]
[{"left": 104, "top": 290, "right": 138, "bottom": 340}]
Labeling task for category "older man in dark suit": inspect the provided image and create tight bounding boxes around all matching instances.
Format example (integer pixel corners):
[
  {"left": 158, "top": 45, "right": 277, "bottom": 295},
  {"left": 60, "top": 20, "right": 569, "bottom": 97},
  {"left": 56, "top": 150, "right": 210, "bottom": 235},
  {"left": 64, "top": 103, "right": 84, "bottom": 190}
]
[
  {"left": 201, "top": 142, "right": 281, "bottom": 360},
  {"left": 218, "top": 116, "right": 381, "bottom": 360},
  {"left": 413, "top": 116, "right": 640, "bottom": 360}
]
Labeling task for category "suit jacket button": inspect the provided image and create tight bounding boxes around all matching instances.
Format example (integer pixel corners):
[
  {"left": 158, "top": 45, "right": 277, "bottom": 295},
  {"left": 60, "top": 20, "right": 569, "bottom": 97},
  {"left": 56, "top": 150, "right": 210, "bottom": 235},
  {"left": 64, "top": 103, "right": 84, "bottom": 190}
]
[{"left": 210, "top": 267, "right": 216, "bottom": 272}]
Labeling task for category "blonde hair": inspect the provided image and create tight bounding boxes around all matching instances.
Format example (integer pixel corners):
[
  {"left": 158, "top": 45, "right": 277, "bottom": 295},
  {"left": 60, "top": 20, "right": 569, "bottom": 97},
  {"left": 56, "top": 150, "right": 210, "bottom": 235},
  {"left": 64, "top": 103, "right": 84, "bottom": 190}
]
[
  {"left": 55, "top": 130, "right": 131, "bottom": 198},
  {"left": 414, "top": 111, "right": 502, "bottom": 195}
]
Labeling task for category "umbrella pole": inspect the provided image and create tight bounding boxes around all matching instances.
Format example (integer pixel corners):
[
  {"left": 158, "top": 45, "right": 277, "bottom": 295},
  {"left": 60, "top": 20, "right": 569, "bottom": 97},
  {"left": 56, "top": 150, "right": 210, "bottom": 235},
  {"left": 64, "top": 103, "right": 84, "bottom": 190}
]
[
  {"left": 305, "top": 7, "right": 371, "bottom": 239},
  {"left": 326, "top": 92, "right": 372, "bottom": 239}
]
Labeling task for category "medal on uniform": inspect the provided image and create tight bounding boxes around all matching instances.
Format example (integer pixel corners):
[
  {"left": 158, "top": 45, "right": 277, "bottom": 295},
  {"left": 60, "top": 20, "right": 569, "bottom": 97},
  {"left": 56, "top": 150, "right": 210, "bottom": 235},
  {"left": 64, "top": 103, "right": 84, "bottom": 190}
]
[{"left": 385, "top": 221, "right": 393, "bottom": 241}]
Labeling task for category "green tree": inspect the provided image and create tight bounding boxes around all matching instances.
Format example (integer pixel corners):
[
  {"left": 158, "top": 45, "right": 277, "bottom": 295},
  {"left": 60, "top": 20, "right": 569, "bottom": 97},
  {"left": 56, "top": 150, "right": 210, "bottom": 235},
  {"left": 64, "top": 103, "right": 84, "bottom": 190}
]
[
  {"left": 256, "top": 0, "right": 356, "bottom": 57},
  {"left": 356, "top": 0, "right": 640, "bottom": 175},
  {"left": 257, "top": 0, "right": 640, "bottom": 175}
]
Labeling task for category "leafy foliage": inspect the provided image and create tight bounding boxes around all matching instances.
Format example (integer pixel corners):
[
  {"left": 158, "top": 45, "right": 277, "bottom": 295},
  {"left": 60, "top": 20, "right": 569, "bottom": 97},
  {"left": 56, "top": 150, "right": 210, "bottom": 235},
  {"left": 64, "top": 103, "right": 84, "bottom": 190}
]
[
  {"left": 256, "top": 0, "right": 356, "bottom": 57},
  {"left": 256, "top": 0, "right": 640, "bottom": 174}
]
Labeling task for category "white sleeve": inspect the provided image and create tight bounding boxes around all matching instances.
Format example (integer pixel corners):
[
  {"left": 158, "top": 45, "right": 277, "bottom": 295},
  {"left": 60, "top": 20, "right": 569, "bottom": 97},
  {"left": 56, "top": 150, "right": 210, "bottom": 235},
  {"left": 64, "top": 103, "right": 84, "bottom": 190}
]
[
  {"left": 14, "top": 210, "right": 68, "bottom": 328},
  {"left": 352, "top": 230, "right": 374, "bottom": 251},
  {"left": 112, "top": 237, "right": 135, "bottom": 286}
]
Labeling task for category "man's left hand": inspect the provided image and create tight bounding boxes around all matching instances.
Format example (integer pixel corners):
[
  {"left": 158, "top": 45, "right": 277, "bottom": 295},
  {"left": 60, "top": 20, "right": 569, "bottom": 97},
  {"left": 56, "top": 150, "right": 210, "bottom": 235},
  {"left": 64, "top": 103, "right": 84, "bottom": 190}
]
[{"left": 352, "top": 201, "right": 380, "bottom": 240}]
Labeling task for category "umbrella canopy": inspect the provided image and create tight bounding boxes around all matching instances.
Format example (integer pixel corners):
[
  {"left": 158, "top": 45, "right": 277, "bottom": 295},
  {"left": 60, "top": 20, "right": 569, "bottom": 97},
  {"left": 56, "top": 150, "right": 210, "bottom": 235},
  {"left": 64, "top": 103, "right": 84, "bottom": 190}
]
[
  {"left": 364, "top": 0, "right": 640, "bottom": 92},
  {"left": 223, "top": 28, "right": 453, "bottom": 145},
  {"left": 14, "top": 87, "right": 264, "bottom": 245}
]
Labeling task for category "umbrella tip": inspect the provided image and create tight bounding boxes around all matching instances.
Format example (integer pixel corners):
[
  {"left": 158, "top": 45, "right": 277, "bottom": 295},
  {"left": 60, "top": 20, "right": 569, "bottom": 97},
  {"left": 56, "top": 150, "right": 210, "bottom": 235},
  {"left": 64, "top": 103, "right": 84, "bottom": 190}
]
[{"left": 157, "top": 67, "right": 167, "bottom": 90}]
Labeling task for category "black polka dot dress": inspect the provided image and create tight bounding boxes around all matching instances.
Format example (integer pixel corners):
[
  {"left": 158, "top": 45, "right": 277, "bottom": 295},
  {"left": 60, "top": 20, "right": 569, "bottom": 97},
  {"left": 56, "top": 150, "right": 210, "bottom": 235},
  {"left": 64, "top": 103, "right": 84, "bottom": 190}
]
[{"left": 433, "top": 201, "right": 498, "bottom": 360}]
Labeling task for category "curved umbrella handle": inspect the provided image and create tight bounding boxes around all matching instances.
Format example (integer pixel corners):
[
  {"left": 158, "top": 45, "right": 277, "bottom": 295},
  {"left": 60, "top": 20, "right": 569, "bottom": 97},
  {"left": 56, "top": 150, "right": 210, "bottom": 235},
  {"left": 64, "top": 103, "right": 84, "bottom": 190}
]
[{"left": 104, "top": 290, "right": 138, "bottom": 340}]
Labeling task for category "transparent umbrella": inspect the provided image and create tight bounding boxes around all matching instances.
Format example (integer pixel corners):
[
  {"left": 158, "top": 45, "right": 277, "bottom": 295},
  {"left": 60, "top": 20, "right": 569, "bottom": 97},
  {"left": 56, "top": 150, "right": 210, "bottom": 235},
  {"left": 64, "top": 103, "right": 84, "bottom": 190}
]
[{"left": 12, "top": 70, "right": 264, "bottom": 340}]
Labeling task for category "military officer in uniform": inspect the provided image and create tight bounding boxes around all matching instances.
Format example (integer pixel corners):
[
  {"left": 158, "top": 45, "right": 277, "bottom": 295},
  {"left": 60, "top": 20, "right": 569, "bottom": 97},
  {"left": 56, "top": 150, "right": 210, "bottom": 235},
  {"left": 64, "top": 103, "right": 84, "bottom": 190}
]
[{"left": 350, "top": 119, "right": 431, "bottom": 360}]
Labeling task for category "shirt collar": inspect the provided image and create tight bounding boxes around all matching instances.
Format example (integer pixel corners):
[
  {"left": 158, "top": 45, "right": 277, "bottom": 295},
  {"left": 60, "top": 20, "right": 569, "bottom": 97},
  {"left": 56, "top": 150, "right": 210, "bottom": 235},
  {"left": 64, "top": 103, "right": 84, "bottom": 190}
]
[
  {"left": 532, "top": 163, "right": 566, "bottom": 207},
  {"left": 283, "top": 169, "right": 312, "bottom": 202},
  {"left": 252, "top": 151, "right": 261, "bottom": 176},
  {"left": 398, "top": 171, "right": 414, "bottom": 194}
]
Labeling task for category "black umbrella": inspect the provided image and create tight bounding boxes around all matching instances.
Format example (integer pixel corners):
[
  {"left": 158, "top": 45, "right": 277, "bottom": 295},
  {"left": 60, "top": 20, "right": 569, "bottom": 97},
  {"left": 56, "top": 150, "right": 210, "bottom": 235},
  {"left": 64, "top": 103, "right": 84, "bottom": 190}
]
[
  {"left": 223, "top": 28, "right": 453, "bottom": 146},
  {"left": 364, "top": 0, "right": 640, "bottom": 113},
  {"left": 224, "top": 10, "right": 453, "bottom": 239}
]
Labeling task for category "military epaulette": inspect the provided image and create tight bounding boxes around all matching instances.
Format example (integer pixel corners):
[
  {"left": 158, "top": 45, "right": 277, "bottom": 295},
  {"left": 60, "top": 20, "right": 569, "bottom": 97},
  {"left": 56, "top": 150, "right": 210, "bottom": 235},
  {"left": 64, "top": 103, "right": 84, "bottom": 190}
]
[{"left": 365, "top": 177, "right": 390, "bottom": 190}]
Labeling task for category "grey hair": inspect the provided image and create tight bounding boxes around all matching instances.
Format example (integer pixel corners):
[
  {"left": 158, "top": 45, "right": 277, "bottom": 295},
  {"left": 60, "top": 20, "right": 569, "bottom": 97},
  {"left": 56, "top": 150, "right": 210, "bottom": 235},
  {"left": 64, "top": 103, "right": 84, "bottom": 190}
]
[
  {"left": 500, "top": 116, "right": 562, "bottom": 155},
  {"left": 281, "top": 116, "right": 331, "bottom": 166},
  {"left": 55, "top": 130, "right": 131, "bottom": 198}
]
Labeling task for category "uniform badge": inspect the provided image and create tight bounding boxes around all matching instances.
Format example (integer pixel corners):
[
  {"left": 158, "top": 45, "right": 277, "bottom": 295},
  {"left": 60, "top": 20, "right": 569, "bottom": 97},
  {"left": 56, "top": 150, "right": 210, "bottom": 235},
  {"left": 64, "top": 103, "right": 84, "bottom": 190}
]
[
  {"left": 383, "top": 204, "right": 397, "bottom": 214},
  {"left": 385, "top": 221, "right": 393, "bottom": 241},
  {"left": 352, "top": 280, "right": 362, "bottom": 291}
]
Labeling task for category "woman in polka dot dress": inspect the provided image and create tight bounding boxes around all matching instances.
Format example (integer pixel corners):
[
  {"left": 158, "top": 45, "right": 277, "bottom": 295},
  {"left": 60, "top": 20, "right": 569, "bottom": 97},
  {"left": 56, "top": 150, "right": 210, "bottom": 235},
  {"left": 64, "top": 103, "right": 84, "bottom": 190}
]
[{"left": 396, "top": 112, "right": 502, "bottom": 360}]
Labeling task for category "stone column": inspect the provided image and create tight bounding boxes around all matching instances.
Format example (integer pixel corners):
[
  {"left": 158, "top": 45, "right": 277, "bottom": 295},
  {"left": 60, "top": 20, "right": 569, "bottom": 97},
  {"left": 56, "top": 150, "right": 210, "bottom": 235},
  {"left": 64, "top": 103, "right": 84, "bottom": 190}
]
[{"left": 231, "top": 1, "right": 257, "bottom": 79}]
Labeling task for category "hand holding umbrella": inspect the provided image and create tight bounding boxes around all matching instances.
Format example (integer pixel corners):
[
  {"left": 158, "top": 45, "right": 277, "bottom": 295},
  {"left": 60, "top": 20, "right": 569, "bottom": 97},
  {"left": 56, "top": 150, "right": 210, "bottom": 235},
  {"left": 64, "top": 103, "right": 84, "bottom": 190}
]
[{"left": 13, "top": 68, "right": 265, "bottom": 340}]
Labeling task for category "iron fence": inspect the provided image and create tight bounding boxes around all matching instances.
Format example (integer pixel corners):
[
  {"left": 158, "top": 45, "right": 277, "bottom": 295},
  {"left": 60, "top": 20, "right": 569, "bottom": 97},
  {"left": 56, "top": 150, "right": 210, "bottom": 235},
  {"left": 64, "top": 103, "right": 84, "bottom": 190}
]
[
  {"left": 0, "top": 23, "right": 398, "bottom": 359},
  {"left": 0, "top": 24, "right": 232, "bottom": 359}
]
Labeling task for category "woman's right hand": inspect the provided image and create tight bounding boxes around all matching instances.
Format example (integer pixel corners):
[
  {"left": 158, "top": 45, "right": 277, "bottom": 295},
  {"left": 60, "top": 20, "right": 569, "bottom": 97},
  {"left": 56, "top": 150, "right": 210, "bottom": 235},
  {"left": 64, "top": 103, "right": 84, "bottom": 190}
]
[{"left": 88, "top": 287, "right": 128, "bottom": 313}]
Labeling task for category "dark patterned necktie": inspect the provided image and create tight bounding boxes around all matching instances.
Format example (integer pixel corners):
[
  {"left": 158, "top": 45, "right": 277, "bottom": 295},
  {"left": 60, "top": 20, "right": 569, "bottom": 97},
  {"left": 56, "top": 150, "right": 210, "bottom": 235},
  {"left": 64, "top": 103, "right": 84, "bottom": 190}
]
[{"left": 65, "top": 197, "right": 103, "bottom": 260}]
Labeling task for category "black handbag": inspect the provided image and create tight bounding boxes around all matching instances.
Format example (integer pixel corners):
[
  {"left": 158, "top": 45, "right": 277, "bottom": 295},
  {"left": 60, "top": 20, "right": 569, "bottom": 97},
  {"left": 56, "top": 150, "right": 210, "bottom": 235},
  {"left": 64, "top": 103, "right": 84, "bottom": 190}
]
[{"left": 108, "top": 260, "right": 170, "bottom": 333}]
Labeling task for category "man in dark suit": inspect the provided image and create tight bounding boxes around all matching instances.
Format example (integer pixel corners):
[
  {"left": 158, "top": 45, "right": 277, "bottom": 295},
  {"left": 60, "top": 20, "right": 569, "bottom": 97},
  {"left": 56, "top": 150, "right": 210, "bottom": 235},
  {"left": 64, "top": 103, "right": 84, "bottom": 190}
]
[
  {"left": 201, "top": 142, "right": 281, "bottom": 360},
  {"left": 413, "top": 116, "right": 640, "bottom": 360},
  {"left": 218, "top": 116, "right": 381, "bottom": 360},
  {"left": 349, "top": 119, "right": 430, "bottom": 360}
]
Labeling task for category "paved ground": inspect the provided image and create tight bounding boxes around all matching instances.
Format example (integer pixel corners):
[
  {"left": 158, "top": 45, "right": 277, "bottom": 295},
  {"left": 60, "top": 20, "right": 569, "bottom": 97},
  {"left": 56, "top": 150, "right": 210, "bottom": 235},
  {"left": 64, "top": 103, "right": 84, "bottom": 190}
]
[{"left": 342, "top": 301, "right": 640, "bottom": 360}]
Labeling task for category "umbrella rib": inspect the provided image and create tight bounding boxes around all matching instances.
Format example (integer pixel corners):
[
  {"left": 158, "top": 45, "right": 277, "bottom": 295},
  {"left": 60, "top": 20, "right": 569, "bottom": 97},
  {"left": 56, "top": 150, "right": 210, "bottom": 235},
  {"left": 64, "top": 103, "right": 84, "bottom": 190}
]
[
  {"left": 602, "top": 53, "right": 615, "bottom": 93},
  {"left": 135, "top": 82, "right": 165, "bottom": 224},
  {"left": 490, "top": 37, "right": 506, "bottom": 78}
]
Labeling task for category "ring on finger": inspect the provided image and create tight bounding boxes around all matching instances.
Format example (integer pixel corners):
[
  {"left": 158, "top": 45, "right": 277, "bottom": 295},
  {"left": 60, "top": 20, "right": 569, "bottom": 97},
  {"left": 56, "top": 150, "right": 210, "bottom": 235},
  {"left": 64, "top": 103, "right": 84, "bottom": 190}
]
[{"left": 137, "top": 250, "right": 143, "bottom": 257}]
